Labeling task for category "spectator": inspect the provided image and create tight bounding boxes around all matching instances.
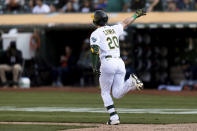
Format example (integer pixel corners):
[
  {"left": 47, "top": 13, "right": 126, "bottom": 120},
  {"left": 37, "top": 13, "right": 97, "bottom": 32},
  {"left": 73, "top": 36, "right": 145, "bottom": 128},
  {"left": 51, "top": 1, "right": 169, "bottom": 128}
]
[
  {"left": 130, "top": 0, "right": 146, "bottom": 11},
  {"left": 52, "top": 46, "right": 75, "bottom": 87},
  {"left": 77, "top": 39, "right": 91, "bottom": 69},
  {"left": 105, "top": 0, "right": 129, "bottom": 12},
  {"left": 147, "top": 0, "right": 163, "bottom": 12},
  {"left": 195, "top": 0, "right": 197, "bottom": 10},
  {"left": 95, "top": 0, "right": 107, "bottom": 10},
  {"left": 30, "top": 29, "right": 40, "bottom": 58},
  {"left": 72, "top": 0, "right": 80, "bottom": 11},
  {"left": 80, "top": 0, "right": 92, "bottom": 13},
  {"left": 30, "top": 29, "right": 40, "bottom": 51},
  {"left": 60, "top": 0, "right": 76, "bottom": 12},
  {"left": 177, "top": 0, "right": 194, "bottom": 11},
  {"left": 0, "top": 41, "right": 23, "bottom": 88},
  {"left": 130, "top": 0, "right": 162, "bottom": 12},
  {"left": 5, "top": 0, "right": 24, "bottom": 13},
  {"left": 55, "top": 0, "right": 68, "bottom": 9},
  {"left": 50, "top": 4, "right": 57, "bottom": 13},
  {"left": 166, "top": 0, "right": 179, "bottom": 11},
  {"left": 26, "top": 0, "right": 36, "bottom": 13},
  {"left": 180, "top": 61, "right": 197, "bottom": 90},
  {"left": 180, "top": 60, "right": 197, "bottom": 80},
  {"left": 32, "top": 0, "right": 50, "bottom": 14},
  {"left": 77, "top": 39, "right": 92, "bottom": 86}
]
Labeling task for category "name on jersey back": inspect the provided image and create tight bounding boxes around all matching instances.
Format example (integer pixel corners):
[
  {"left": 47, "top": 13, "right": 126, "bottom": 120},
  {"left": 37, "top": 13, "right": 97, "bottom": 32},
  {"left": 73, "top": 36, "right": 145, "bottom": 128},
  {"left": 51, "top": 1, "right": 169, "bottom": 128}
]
[{"left": 103, "top": 29, "right": 116, "bottom": 36}]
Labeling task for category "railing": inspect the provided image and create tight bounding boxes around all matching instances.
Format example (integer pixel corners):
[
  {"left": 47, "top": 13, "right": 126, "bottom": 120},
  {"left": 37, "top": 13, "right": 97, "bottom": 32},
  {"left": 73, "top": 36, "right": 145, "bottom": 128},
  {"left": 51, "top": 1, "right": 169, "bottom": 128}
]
[{"left": 0, "top": 12, "right": 197, "bottom": 28}]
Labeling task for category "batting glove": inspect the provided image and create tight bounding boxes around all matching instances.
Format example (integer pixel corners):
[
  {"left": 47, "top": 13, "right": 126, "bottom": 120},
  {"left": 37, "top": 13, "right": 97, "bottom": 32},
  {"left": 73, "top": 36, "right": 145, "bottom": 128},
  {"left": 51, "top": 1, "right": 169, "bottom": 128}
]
[
  {"left": 134, "top": 8, "right": 146, "bottom": 19},
  {"left": 93, "top": 68, "right": 100, "bottom": 77}
]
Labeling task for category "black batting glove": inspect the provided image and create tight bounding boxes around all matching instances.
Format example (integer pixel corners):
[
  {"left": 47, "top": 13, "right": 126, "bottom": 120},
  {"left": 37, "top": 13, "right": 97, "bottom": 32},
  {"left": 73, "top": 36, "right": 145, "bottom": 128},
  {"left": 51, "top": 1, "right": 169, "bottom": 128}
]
[
  {"left": 134, "top": 8, "right": 146, "bottom": 18},
  {"left": 93, "top": 68, "right": 100, "bottom": 77}
]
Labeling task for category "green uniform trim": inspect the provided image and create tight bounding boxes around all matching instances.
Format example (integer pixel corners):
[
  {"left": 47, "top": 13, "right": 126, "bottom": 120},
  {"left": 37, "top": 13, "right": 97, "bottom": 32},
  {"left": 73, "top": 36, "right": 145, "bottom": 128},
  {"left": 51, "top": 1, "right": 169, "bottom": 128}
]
[
  {"left": 106, "top": 105, "right": 115, "bottom": 110},
  {"left": 110, "top": 111, "right": 117, "bottom": 116},
  {"left": 133, "top": 14, "right": 137, "bottom": 19}
]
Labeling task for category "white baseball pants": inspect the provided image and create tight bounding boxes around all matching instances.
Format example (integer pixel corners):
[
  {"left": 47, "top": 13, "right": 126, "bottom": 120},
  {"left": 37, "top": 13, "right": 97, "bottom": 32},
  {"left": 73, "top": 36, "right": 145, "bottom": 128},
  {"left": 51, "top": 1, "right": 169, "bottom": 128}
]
[{"left": 99, "top": 57, "right": 136, "bottom": 107}]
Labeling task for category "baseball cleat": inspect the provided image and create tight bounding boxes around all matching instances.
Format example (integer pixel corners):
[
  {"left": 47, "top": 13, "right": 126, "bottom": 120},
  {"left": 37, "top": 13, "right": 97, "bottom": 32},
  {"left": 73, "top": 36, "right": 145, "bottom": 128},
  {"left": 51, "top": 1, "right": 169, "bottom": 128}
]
[
  {"left": 130, "top": 74, "right": 144, "bottom": 90},
  {"left": 106, "top": 119, "right": 120, "bottom": 125}
]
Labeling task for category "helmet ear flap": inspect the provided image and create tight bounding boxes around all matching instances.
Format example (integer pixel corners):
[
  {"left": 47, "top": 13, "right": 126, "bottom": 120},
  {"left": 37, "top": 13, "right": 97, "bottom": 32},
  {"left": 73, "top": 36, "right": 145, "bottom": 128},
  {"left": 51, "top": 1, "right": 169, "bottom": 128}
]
[
  {"left": 103, "top": 15, "right": 108, "bottom": 25},
  {"left": 93, "top": 20, "right": 97, "bottom": 26}
]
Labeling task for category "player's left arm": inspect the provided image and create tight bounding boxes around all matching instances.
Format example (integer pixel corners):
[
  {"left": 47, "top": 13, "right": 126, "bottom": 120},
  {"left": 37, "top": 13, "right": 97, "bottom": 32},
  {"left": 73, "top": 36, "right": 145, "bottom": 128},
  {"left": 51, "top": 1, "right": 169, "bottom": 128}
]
[
  {"left": 121, "top": 8, "right": 146, "bottom": 29},
  {"left": 90, "top": 45, "right": 100, "bottom": 76},
  {"left": 90, "top": 33, "right": 101, "bottom": 76}
]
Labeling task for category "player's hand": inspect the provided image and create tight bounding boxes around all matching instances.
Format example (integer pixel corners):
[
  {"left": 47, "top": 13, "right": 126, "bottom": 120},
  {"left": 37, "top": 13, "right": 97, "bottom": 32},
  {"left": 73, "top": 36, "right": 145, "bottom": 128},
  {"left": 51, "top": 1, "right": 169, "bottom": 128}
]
[
  {"left": 93, "top": 68, "right": 100, "bottom": 77},
  {"left": 135, "top": 8, "right": 146, "bottom": 18}
]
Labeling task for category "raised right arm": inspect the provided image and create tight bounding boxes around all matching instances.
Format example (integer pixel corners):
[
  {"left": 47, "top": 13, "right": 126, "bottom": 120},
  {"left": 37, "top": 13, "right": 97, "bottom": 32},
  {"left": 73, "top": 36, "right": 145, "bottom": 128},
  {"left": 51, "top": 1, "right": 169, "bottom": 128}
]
[{"left": 121, "top": 9, "right": 146, "bottom": 30}]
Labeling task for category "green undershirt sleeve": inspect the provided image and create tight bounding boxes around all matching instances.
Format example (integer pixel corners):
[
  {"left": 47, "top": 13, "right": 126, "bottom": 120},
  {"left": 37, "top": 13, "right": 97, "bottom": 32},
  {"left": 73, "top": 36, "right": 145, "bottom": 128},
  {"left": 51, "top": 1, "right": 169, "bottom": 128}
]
[{"left": 90, "top": 45, "right": 100, "bottom": 70}]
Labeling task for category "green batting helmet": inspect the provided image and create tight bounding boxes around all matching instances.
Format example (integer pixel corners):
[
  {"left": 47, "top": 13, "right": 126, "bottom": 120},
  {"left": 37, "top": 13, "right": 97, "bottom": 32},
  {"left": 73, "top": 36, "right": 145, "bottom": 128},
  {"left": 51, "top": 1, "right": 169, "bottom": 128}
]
[{"left": 92, "top": 10, "right": 108, "bottom": 26}]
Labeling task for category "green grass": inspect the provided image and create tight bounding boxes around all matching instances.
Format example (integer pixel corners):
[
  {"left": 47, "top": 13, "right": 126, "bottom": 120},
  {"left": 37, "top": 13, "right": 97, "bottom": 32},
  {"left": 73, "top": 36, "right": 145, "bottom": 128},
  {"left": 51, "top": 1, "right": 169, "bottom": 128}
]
[
  {"left": 0, "top": 92, "right": 103, "bottom": 108},
  {"left": 0, "top": 124, "right": 92, "bottom": 131},
  {"left": 0, "top": 91, "right": 197, "bottom": 124},
  {"left": 0, "top": 111, "right": 197, "bottom": 124},
  {"left": 0, "top": 91, "right": 197, "bottom": 109}
]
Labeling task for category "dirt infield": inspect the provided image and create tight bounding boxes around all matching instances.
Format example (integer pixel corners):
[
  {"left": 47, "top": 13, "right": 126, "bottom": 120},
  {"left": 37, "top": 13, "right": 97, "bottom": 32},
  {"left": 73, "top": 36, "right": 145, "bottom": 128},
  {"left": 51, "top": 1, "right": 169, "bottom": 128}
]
[
  {"left": 0, "top": 122, "right": 197, "bottom": 131},
  {"left": 0, "top": 86, "right": 197, "bottom": 96},
  {"left": 67, "top": 123, "right": 197, "bottom": 131}
]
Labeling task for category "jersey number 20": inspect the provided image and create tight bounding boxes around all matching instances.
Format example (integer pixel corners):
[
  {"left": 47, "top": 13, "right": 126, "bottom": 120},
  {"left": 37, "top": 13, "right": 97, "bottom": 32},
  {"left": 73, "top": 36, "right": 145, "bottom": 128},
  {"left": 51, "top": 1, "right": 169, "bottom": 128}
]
[{"left": 106, "top": 36, "right": 119, "bottom": 49}]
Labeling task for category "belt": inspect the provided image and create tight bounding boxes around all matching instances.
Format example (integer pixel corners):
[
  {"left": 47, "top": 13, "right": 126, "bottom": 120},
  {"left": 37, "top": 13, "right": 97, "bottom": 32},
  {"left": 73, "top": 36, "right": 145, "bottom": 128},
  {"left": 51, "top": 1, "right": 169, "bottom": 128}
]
[{"left": 105, "top": 55, "right": 120, "bottom": 59}]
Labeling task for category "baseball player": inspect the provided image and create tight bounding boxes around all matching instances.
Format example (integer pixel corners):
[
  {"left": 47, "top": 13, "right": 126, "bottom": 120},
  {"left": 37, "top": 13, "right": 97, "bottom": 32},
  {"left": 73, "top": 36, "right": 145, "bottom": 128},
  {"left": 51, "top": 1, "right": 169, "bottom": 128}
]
[{"left": 90, "top": 9, "right": 146, "bottom": 125}]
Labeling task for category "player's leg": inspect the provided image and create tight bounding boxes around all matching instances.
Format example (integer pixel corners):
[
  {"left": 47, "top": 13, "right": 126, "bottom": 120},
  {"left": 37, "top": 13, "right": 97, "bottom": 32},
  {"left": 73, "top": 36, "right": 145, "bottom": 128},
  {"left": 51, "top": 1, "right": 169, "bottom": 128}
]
[
  {"left": 100, "top": 72, "right": 114, "bottom": 107},
  {"left": 0, "top": 64, "right": 12, "bottom": 86},
  {"left": 12, "top": 64, "right": 22, "bottom": 83},
  {"left": 112, "top": 59, "right": 143, "bottom": 99},
  {"left": 100, "top": 72, "right": 120, "bottom": 125},
  {"left": 99, "top": 59, "right": 120, "bottom": 125},
  {"left": 112, "top": 73, "right": 135, "bottom": 99}
]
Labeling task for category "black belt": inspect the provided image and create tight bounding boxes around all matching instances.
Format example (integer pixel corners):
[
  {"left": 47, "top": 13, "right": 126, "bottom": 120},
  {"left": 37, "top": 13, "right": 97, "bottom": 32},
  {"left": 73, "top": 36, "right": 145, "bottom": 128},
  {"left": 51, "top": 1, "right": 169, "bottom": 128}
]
[
  {"left": 105, "top": 55, "right": 112, "bottom": 59},
  {"left": 105, "top": 55, "right": 120, "bottom": 59}
]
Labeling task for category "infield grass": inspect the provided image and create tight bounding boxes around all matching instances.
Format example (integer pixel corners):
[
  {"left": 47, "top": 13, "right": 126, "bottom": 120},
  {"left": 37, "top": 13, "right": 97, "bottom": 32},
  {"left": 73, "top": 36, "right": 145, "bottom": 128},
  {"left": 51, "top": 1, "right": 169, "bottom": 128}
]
[
  {"left": 0, "top": 90, "right": 197, "bottom": 124},
  {"left": 1, "top": 111, "right": 197, "bottom": 124},
  {"left": 0, "top": 124, "right": 92, "bottom": 131}
]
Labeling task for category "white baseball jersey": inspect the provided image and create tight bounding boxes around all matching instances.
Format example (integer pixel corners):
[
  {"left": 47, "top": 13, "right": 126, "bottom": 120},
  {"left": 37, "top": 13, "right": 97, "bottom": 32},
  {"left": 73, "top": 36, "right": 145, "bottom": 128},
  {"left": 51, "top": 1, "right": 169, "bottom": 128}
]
[
  {"left": 89, "top": 23, "right": 138, "bottom": 118},
  {"left": 90, "top": 24, "right": 124, "bottom": 59}
]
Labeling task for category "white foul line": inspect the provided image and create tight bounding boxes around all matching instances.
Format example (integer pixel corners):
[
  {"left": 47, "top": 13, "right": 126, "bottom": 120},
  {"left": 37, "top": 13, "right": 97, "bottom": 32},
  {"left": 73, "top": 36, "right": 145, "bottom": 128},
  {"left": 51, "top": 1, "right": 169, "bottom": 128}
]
[{"left": 0, "top": 107, "right": 197, "bottom": 114}]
